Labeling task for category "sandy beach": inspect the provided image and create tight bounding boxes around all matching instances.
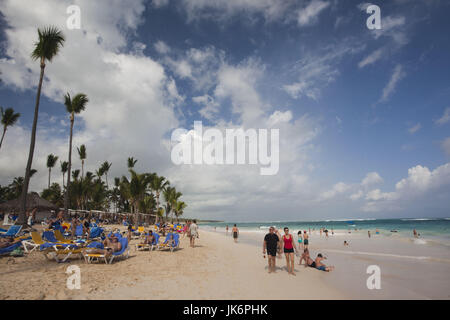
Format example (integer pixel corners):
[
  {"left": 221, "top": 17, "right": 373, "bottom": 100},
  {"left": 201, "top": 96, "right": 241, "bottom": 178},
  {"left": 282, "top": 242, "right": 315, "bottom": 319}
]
[{"left": 0, "top": 225, "right": 346, "bottom": 300}]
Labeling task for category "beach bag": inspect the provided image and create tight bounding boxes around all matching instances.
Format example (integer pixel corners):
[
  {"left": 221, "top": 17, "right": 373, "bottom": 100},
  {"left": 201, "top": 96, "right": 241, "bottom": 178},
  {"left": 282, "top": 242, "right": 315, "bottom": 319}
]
[{"left": 10, "top": 247, "right": 24, "bottom": 257}]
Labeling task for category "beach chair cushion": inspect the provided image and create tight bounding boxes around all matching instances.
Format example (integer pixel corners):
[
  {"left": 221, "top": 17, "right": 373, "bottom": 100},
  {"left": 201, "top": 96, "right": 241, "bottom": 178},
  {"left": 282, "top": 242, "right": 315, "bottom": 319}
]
[{"left": 0, "top": 225, "right": 22, "bottom": 238}]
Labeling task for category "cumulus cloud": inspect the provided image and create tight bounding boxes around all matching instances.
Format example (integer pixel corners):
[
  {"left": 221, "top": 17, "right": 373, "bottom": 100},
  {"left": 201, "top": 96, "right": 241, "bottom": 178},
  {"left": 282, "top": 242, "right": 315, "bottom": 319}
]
[
  {"left": 441, "top": 137, "right": 450, "bottom": 157},
  {"left": 361, "top": 172, "right": 383, "bottom": 187}
]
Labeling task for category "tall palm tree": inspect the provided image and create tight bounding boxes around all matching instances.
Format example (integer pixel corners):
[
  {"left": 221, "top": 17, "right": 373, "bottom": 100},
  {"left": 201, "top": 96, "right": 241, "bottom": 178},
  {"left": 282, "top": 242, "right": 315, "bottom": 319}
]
[
  {"left": 77, "top": 144, "right": 86, "bottom": 179},
  {"left": 64, "top": 93, "right": 88, "bottom": 214},
  {"left": 100, "top": 161, "right": 112, "bottom": 188},
  {"left": 127, "top": 157, "right": 137, "bottom": 169},
  {"left": 163, "top": 186, "right": 182, "bottom": 223},
  {"left": 0, "top": 107, "right": 21, "bottom": 151},
  {"left": 173, "top": 201, "right": 187, "bottom": 221},
  {"left": 150, "top": 175, "right": 169, "bottom": 224},
  {"left": 46, "top": 154, "right": 58, "bottom": 188},
  {"left": 60, "top": 161, "right": 68, "bottom": 187},
  {"left": 19, "top": 26, "right": 65, "bottom": 225}
]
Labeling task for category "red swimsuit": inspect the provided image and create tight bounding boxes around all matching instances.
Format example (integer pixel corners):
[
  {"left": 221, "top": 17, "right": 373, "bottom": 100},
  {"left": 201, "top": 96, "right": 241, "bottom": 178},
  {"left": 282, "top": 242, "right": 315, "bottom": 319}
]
[{"left": 283, "top": 235, "right": 293, "bottom": 249}]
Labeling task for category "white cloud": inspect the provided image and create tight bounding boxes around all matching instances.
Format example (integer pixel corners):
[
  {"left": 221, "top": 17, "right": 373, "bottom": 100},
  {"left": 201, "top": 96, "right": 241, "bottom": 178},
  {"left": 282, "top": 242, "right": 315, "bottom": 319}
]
[
  {"left": 296, "top": 0, "right": 330, "bottom": 26},
  {"left": 154, "top": 40, "right": 171, "bottom": 54},
  {"left": 358, "top": 48, "right": 384, "bottom": 68},
  {"left": 349, "top": 190, "right": 363, "bottom": 201},
  {"left": 435, "top": 107, "right": 450, "bottom": 126},
  {"left": 380, "top": 64, "right": 405, "bottom": 102},
  {"left": 361, "top": 172, "right": 383, "bottom": 187},
  {"left": 408, "top": 123, "right": 422, "bottom": 134},
  {"left": 317, "top": 182, "right": 350, "bottom": 201}
]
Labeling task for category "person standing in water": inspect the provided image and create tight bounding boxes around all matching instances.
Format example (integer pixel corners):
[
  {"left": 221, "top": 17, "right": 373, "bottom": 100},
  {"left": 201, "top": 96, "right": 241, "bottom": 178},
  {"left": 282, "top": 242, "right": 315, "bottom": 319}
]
[
  {"left": 368, "top": 230, "right": 371, "bottom": 238},
  {"left": 226, "top": 225, "right": 229, "bottom": 235},
  {"left": 232, "top": 224, "right": 239, "bottom": 243},
  {"left": 263, "top": 226, "right": 279, "bottom": 273},
  {"left": 281, "top": 227, "right": 297, "bottom": 276}
]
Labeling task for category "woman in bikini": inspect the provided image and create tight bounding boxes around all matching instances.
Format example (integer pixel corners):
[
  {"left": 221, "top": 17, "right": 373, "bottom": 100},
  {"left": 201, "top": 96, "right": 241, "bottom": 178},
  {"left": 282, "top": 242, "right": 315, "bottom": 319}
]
[
  {"left": 297, "top": 230, "right": 303, "bottom": 251},
  {"left": 281, "top": 227, "right": 297, "bottom": 275}
]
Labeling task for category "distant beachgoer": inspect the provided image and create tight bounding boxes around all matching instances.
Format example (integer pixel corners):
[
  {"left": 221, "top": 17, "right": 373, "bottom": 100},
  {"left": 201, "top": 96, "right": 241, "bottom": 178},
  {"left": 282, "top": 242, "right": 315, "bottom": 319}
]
[
  {"left": 282, "top": 227, "right": 297, "bottom": 276},
  {"left": 232, "top": 224, "right": 239, "bottom": 243},
  {"left": 331, "top": 229, "right": 334, "bottom": 236},
  {"left": 303, "top": 231, "right": 309, "bottom": 250},
  {"left": 368, "top": 230, "right": 371, "bottom": 238},
  {"left": 226, "top": 225, "right": 229, "bottom": 235},
  {"left": 320, "top": 228, "right": 323, "bottom": 237},
  {"left": 343, "top": 240, "right": 349, "bottom": 246},
  {"left": 263, "top": 226, "right": 279, "bottom": 273},
  {"left": 190, "top": 220, "right": 199, "bottom": 247},
  {"left": 144, "top": 230, "right": 155, "bottom": 245},
  {"left": 324, "top": 229, "right": 329, "bottom": 238},
  {"left": 413, "top": 229, "right": 418, "bottom": 238},
  {"left": 315, "top": 253, "right": 334, "bottom": 272},
  {"left": 376, "top": 228, "right": 379, "bottom": 234},
  {"left": 297, "top": 231, "right": 303, "bottom": 250}
]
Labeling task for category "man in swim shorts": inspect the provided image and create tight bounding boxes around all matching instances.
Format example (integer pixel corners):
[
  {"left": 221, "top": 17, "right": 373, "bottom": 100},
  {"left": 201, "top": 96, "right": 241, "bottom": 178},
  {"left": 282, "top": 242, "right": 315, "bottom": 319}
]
[
  {"left": 263, "top": 226, "right": 279, "bottom": 273},
  {"left": 232, "top": 224, "right": 239, "bottom": 243},
  {"left": 315, "top": 253, "right": 334, "bottom": 272}
]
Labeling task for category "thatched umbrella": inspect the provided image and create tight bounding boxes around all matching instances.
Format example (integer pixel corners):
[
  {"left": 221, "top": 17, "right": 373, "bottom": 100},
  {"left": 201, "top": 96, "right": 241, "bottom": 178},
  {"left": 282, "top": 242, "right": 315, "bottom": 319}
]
[{"left": 0, "top": 192, "right": 58, "bottom": 212}]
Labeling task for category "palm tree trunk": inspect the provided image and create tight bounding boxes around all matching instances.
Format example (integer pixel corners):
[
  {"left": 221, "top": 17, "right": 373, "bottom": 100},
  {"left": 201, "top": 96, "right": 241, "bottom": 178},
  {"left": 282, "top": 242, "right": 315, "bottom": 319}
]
[
  {"left": 64, "top": 115, "right": 74, "bottom": 215},
  {"left": 155, "top": 192, "right": 160, "bottom": 224},
  {"left": 18, "top": 59, "right": 45, "bottom": 225},
  {"left": 0, "top": 127, "right": 7, "bottom": 151},
  {"left": 62, "top": 172, "right": 65, "bottom": 188},
  {"left": 48, "top": 168, "right": 51, "bottom": 188}
]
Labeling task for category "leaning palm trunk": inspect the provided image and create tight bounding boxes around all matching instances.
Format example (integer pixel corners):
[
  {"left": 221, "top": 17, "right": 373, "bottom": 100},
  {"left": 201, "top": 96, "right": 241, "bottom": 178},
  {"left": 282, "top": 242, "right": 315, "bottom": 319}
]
[
  {"left": 0, "top": 127, "right": 7, "bottom": 151},
  {"left": 19, "top": 58, "right": 45, "bottom": 225},
  {"left": 48, "top": 168, "right": 51, "bottom": 188},
  {"left": 64, "top": 113, "right": 74, "bottom": 215}
]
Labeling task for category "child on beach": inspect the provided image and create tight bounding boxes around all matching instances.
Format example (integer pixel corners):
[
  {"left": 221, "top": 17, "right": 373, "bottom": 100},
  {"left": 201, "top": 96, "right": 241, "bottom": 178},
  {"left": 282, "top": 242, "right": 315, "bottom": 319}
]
[{"left": 297, "top": 231, "right": 303, "bottom": 251}]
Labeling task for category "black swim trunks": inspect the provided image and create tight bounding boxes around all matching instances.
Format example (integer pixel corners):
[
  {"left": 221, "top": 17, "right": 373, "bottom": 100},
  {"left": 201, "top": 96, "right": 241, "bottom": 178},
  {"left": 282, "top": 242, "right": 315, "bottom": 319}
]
[
  {"left": 283, "top": 248, "right": 294, "bottom": 253},
  {"left": 267, "top": 248, "right": 277, "bottom": 257},
  {"left": 304, "top": 239, "right": 309, "bottom": 245},
  {"left": 233, "top": 232, "right": 238, "bottom": 238}
]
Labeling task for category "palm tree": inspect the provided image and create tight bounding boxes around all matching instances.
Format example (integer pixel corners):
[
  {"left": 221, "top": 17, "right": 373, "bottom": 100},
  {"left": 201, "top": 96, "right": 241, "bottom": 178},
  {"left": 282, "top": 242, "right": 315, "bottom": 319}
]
[
  {"left": 163, "top": 186, "right": 182, "bottom": 222},
  {"left": 19, "top": 26, "right": 65, "bottom": 225},
  {"left": 64, "top": 92, "right": 88, "bottom": 214},
  {"left": 60, "top": 161, "right": 68, "bottom": 187},
  {"left": 100, "top": 161, "right": 112, "bottom": 188},
  {"left": 77, "top": 144, "right": 86, "bottom": 179},
  {"left": 0, "top": 107, "right": 20, "bottom": 151},
  {"left": 150, "top": 175, "right": 169, "bottom": 224},
  {"left": 173, "top": 201, "right": 187, "bottom": 221},
  {"left": 127, "top": 157, "right": 137, "bottom": 169},
  {"left": 46, "top": 154, "right": 58, "bottom": 188}
]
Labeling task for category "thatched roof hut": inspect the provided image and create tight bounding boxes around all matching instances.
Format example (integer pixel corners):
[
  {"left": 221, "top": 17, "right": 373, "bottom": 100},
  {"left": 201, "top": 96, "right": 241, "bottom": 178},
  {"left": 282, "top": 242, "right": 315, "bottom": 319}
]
[{"left": 0, "top": 192, "right": 58, "bottom": 212}]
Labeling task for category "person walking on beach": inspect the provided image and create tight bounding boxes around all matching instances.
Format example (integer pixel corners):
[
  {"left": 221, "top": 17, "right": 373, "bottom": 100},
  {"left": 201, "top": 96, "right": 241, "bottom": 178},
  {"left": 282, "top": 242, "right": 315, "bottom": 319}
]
[
  {"left": 281, "top": 227, "right": 297, "bottom": 276},
  {"left": 368, "top": 230, "right": 371, "bottom": 238},
  {"left": 263, "top": 226, "right": 279, "bottom": 273},
  {"left": 189, "top": 219, "right": 198, "bottom": 247},
  {"left": 232, "top": 224, "right": 239, "bottom": 243},
  {"left": 303, "top": 230, "right": 309, "bottom": 250},
  {"left": 413, "top": 229, "right": 418, "bottom": 238},
  {"left": 226, "top": 225, "right": 229, "bottom": 235}
]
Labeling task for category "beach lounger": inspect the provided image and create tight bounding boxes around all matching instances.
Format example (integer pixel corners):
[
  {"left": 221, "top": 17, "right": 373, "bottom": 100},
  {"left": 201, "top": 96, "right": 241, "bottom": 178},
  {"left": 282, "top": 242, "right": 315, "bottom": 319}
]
[
  {"left": 158, "top": 233, "right": 179, "bottom": 252},
  {"left": 83, "top": 237, "right": 129, "bottom": 264},
  {"left": 89, "top": 227, "right": 103, "bottom": 239},
  {"left": 54, "top": 230, "right": 76, "bottom": 244},
  {"left": 41, "top": 245, "right": 83, "bottom": 263},
  {"left": 0, "top": 225, "right": 22, "bottom": 238},
  {"left": 135, "top": 233, "right": 160, "bottom": 251},
  {"left": 22, "top": 231, "right": 46, "bottom": 253}
]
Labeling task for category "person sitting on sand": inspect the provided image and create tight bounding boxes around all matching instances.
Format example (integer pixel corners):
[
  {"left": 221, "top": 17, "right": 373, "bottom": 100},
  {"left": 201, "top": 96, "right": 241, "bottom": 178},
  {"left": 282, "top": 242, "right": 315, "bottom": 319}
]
[
  {"left": 315, "top": 253, "right": 334, "bottom": 272},
  {"left": 299, "top": 249, "right": 316, "bottom": 268},
  {"left": 343, "top": 240, "right": 349, "bottom": 246},
  {"left": 299, "top": 248, "right": 310, "bottom": 266}
]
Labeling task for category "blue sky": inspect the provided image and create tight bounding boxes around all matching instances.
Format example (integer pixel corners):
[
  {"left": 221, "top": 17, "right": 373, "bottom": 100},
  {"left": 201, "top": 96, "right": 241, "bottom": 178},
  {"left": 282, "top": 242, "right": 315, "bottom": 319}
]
[{"left": 0, "top": 0, "right": 449, "bottom": 221}]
